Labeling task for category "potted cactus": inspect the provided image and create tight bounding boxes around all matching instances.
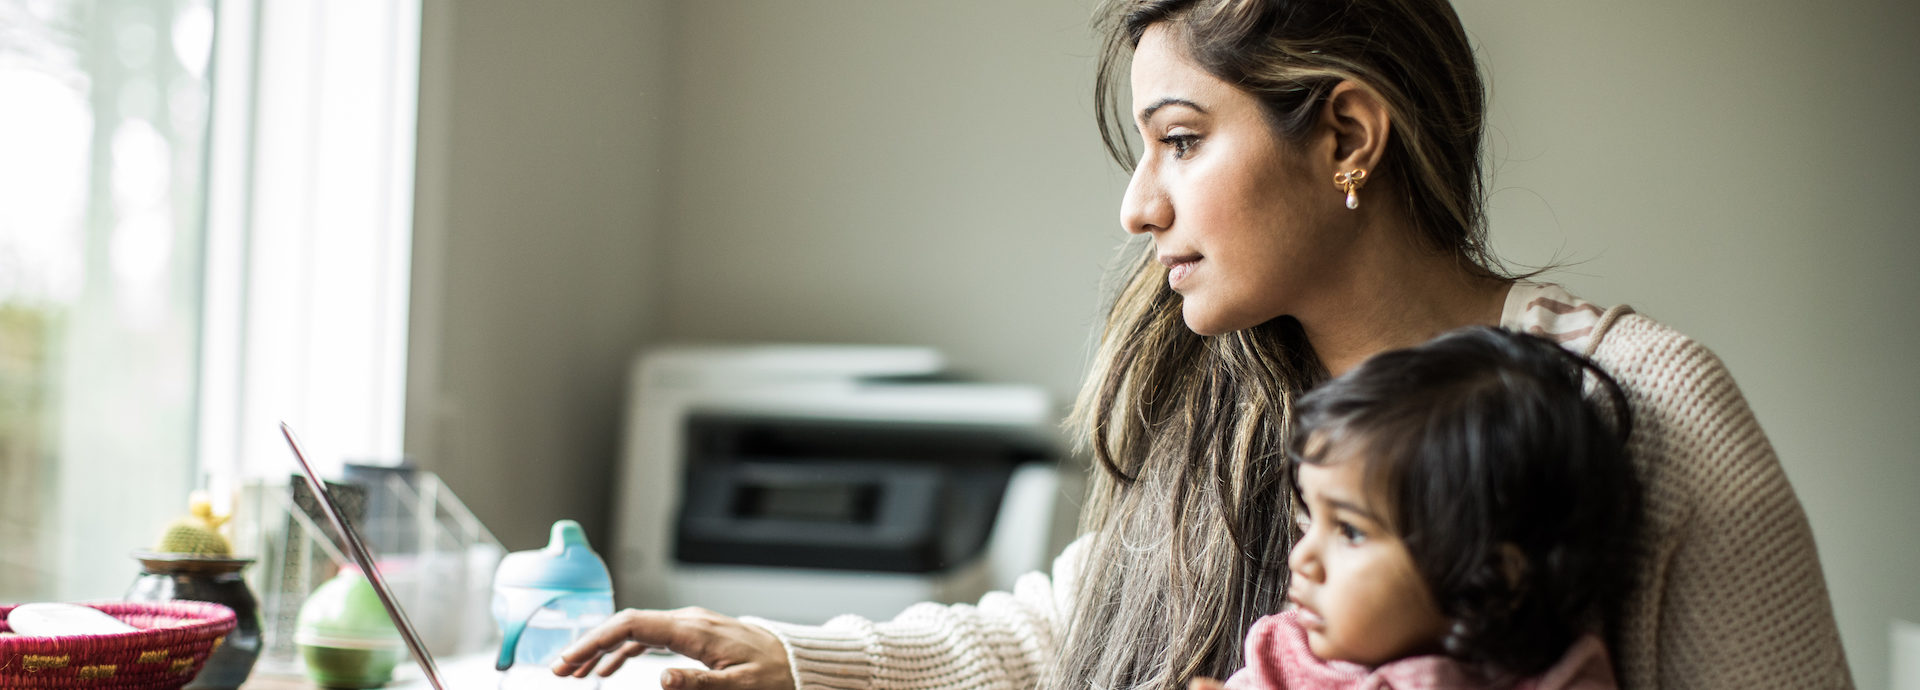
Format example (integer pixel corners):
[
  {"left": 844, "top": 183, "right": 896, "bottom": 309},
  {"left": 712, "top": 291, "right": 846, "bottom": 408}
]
[{"left": 127, "top": 491, "right": 263, "bottom": 689}]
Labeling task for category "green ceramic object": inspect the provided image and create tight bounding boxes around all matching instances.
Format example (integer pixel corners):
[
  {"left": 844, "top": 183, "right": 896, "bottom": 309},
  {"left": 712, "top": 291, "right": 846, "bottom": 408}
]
[
  {"left": 295, "top": 571, "right": 405, "bottom": 688},
  {"left": 298, "top": 644, "right": 406, "bottom": 689}
]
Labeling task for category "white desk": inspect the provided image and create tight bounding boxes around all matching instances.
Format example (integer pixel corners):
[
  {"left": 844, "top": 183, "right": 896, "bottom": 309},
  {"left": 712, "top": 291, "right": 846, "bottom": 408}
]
[{"left": 244, "top": 652, "right": 704, "bottom": 690}]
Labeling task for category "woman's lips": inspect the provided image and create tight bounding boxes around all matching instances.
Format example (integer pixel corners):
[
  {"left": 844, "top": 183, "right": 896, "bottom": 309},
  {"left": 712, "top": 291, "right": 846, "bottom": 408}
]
[{"left": 1160, "top": 254, "right": 1201, "bottom": 289}]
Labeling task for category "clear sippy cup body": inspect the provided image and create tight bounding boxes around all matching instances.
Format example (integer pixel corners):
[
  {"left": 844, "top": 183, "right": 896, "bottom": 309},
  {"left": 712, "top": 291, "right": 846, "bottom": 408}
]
[
  {"left": 493, "top": 520, "right": 616, "bottom": 689},
  {"left": 492, "top": 587, "right": 613, "bottom": 689}
]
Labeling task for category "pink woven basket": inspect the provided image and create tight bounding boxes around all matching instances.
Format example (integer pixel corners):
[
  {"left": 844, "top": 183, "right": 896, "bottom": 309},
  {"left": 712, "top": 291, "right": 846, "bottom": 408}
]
[{"left": 0, "top": 601, "right": 237, "bottom": 689}]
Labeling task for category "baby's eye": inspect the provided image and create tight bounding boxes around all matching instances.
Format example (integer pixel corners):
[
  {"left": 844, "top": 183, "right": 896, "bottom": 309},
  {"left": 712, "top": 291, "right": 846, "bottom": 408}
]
[
  {"left": 1158, "top": 133, "right": 1198, "bottom": 159},
  {"left": 1337, "top": 522, "right": 1367, "bottom": 545}
]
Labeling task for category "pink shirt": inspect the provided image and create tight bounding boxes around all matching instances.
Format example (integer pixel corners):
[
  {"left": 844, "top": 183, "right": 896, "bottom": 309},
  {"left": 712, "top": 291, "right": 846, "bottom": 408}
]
[{"left": 1222, "top": 611, "right": 1617, "bottom": 690}]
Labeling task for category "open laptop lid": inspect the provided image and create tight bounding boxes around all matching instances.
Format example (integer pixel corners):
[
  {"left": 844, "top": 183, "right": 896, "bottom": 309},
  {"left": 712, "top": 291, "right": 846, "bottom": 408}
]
[{"left": 281, "top": 422, "right": 447, "bottom": 690}]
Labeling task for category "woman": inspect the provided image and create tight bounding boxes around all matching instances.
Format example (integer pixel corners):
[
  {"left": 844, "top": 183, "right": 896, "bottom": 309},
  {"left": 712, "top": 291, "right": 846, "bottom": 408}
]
[{"left": 555, "top": 1, "right": 1851, "bottom": 689}]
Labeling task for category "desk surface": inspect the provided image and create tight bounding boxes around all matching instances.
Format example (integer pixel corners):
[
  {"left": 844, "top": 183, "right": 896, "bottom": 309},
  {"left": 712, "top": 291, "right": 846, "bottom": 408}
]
[{"left": 241, "top": 652, "right": 702, "bottom": 690}]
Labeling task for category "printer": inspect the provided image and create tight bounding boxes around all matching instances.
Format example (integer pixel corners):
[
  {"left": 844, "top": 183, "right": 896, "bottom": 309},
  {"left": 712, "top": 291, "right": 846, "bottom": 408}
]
[{"left": 607, "top": 344, "right": 1079, "bottom": 624}]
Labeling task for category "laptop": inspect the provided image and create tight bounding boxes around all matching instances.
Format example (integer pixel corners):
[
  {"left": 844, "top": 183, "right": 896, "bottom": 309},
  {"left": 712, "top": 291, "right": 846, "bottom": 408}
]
[{"left": 281, "top": 422, "right": 448, "bottom": 690}]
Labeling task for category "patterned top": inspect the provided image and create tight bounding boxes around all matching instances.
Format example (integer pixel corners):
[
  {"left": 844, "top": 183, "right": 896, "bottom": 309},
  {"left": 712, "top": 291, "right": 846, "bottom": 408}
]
[
  {"left": 1500, "top": 282, "right": 1605, "bottom": 354},
  {"left": 747, "top": 284, "right": 1853, "bottom": 690},
  {"left": 1221, "top": 610, "right": 1615, "bottom": 690}
]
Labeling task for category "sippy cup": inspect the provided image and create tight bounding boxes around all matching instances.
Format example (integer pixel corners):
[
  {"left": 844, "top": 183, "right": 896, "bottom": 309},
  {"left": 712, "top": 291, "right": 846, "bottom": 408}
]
[{"left": 493, "top": 520, "right": 615, "bottom": 689}]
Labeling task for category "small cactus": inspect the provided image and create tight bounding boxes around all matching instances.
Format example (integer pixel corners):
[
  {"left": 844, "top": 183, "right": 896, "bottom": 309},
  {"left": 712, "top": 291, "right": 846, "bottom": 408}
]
[{"left": 155, "top": 491, "right": 233, "bottom": 556}]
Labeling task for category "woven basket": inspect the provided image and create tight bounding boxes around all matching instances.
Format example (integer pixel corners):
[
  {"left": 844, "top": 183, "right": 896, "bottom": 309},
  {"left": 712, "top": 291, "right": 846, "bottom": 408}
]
[{"left": 0, "top": 601, "right": 237, "bottom": 689}]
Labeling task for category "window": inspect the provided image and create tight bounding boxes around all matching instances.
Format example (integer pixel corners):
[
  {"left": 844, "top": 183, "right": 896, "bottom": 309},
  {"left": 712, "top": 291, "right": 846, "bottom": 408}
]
[{"left": 0, "top": 0, "right": 420, "bottom": 602}]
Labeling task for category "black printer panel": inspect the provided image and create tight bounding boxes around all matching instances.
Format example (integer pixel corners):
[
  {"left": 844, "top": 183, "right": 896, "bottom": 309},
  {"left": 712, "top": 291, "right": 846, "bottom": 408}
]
[{"left": 672, "top": 413, "right": 1050, "bottom": 573}]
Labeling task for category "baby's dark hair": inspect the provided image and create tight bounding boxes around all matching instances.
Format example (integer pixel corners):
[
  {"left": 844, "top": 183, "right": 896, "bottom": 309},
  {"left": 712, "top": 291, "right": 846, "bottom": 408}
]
[{"left": 1288, "top": 326, "right": 1639, "bottom": 679}]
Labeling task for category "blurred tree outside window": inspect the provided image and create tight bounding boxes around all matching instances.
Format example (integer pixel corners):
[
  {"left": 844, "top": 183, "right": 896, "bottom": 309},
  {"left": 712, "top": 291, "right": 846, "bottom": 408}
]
[{"left": 1, "top": 0, "right": 212, "bottom": 602}]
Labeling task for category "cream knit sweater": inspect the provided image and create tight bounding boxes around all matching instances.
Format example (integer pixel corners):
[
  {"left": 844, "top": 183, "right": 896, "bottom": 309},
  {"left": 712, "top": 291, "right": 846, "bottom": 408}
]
[{"left": 746, "top": 285, "right": 1853, "bottom": 690}]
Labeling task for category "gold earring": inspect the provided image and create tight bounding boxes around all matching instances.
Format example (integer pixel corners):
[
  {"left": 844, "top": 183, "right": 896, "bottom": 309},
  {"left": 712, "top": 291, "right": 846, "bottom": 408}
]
[{"left": 1334, "top": 169, "right": 1369, "bottom": 210}]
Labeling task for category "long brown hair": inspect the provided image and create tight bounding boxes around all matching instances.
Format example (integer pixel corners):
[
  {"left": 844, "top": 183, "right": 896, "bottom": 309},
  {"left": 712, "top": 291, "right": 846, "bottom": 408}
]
[{"left": 1052, "top": 2, "right": 1493, "bottom": 689}]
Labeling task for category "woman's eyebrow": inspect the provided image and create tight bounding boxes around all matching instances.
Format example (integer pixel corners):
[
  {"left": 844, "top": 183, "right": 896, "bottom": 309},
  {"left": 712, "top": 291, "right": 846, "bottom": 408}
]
[{"left": 1137, "top": 97, "right": 1207, "bottom": 127}]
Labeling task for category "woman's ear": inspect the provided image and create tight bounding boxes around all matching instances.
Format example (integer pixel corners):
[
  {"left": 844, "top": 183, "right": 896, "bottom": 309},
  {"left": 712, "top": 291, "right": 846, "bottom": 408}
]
[{"left": 1317, "top": 81, "right": 1391, "bottom": 174}]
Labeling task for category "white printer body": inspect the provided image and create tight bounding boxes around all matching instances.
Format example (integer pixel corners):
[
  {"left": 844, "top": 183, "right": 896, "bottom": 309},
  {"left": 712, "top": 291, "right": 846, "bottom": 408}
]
[{"left": 608, "top": 344, "right": 1078, "bottom": 624}]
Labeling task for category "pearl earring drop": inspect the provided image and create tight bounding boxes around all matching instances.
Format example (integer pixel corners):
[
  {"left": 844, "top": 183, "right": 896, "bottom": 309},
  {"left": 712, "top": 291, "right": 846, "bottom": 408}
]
[{"left": 1334, "top": 169, "right": 1369, "bottom": 210}]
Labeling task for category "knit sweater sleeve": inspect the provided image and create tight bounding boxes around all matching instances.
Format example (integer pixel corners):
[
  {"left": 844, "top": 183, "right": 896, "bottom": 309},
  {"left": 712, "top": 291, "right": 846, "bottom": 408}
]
[
  {"left": 1588, "top": 312, "right": 1852, "bottom": 689},
  {"left": 740, "top": 539, "right": 1083, "bottom": 690}
]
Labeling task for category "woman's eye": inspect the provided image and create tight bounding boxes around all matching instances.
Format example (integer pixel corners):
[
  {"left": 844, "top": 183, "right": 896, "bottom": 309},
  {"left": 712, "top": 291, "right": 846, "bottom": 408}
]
[
  {"left": 1158, "top": 134, "right": 1198, "bottom": 159},
  {"left": 1337, "top": 522, "right": 1367, "bottom": 545}
]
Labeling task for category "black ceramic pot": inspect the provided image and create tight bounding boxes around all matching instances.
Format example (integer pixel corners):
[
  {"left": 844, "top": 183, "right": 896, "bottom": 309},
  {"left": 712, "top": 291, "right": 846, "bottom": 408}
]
[{"left": 126, "top": 553, "right": 263, "bottom": 690}]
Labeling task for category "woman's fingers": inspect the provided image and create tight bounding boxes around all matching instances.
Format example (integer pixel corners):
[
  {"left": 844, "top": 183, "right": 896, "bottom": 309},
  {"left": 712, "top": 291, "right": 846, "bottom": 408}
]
[
  {"left": 592, "top": 641, "right": 650, "bottom": 678},
  {"left": 556, "top": 648, "right": 599, "bottom": 678},
  {"left": 663, "top": 662, "right": 789, "bottom": 690},
  {"left": 553, "top": 609, "right": 669, "bottom": 676}
]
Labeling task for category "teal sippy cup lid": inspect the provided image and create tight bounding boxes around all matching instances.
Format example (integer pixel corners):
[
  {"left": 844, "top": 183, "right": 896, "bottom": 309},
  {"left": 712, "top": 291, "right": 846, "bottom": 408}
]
[
  {"left": 495, "top": 520, "right": 613, "bottom": 592},
  {"left": 494, "top": 520, "right": 613, "bottom": 671}
]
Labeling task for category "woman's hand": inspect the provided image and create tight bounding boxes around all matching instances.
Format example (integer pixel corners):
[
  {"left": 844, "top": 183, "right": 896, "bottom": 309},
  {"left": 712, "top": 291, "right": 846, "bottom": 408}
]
[
  {"left": 1188, "top": 677, "right": 1226, "bottom": 690},
  {"left": 551, "top": 606, "right": 793, "bottom": 690}
]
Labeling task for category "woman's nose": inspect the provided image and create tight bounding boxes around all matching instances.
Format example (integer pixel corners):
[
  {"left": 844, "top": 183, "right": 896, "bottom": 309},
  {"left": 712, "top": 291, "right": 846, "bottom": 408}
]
[{"left": 1119, "top": 160, "right": 1170, "bottom": 236}]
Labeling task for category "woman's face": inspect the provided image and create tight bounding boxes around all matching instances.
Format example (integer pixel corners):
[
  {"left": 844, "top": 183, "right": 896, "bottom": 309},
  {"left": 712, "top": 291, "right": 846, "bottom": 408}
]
[
  {"left": 1288, "top": 456, "right": 1449, "bottom": 666},
  {"left": 1122, "top": 25, "right": 1353, "bottom": 336}
]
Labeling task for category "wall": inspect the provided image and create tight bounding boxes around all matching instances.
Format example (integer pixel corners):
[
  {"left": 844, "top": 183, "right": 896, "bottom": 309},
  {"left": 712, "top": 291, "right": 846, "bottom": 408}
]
[
  {"left": 413, "top": 1, "right": 1918, "bottom": 685},
  {"left": 657, "top": 1, "right": 1126, "bottom": 401},
  {"left": 407, "top": 0, "right": 672, "bottom": 550}
]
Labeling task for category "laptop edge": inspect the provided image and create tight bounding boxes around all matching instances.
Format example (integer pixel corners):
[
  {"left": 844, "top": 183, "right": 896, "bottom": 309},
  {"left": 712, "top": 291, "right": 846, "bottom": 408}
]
[{"left": 280, "top": 422, "right": 448, "bottom": 690}]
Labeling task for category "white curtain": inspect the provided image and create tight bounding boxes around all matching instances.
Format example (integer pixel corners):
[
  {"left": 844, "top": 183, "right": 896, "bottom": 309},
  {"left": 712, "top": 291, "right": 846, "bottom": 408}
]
[{"left": 199, "top": 0, "right": 420, "bottom": 491}]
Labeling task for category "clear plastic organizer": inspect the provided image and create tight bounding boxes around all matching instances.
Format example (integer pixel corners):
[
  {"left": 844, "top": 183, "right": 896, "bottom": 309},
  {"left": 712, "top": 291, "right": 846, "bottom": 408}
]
[{"left": 228, "top": 466, "right": 504, "bottom": 676}]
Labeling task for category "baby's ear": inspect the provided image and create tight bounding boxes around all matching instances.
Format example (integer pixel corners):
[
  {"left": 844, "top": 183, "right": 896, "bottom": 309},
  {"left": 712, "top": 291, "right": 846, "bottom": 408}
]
[{"left": 1496, "top": 542, "right": 1530, "bottom": 603}]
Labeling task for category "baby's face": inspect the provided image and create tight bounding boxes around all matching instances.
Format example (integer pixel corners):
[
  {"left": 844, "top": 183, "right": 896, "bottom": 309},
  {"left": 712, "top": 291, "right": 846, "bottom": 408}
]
[{"left": 1288, "top": 456, "right": 1448, "bottom": 666}]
